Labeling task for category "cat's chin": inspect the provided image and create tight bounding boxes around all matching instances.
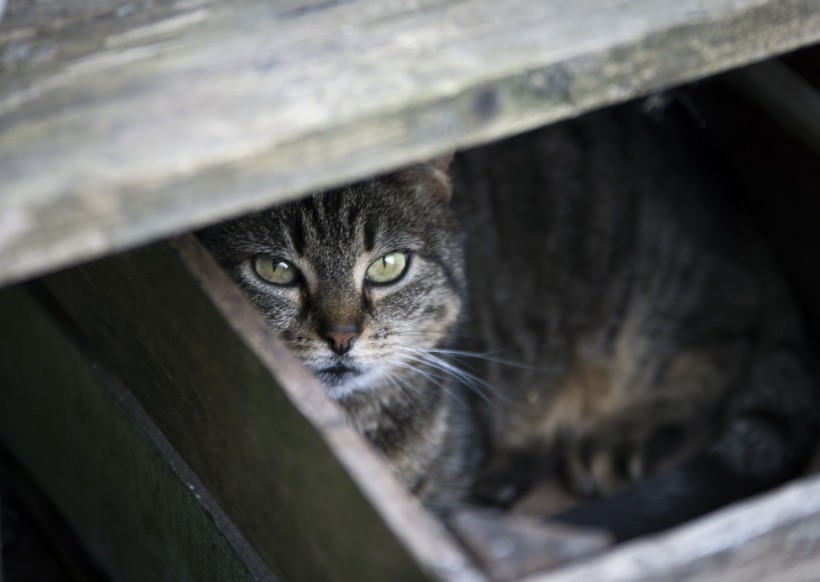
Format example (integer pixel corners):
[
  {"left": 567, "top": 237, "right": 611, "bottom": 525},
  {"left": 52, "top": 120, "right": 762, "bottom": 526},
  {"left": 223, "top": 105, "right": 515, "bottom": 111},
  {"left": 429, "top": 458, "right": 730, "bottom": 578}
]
[
  {"left": 315, "top": 364, "right": 358, "bottom": 385},
  {"left": 313, "top": 365, "right": 374, "bottom": 400}
]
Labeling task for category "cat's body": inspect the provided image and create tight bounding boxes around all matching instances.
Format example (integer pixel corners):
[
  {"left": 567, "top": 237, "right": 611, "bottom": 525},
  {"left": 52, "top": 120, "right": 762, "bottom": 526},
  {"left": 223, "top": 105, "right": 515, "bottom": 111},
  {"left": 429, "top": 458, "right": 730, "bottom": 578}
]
[
  {"left": 453, "top": 103, "right": 819, "bottom": 537},
  {"left": 199, "top": 100, "right": 819, "bottom": 539}
]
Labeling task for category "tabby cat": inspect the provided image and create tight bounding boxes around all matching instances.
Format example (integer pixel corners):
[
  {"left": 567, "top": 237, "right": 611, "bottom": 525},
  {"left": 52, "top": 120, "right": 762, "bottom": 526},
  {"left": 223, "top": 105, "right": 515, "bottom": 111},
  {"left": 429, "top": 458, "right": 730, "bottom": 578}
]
[{"left": 199, "top": 98, "right": 819, "bottom": 540}]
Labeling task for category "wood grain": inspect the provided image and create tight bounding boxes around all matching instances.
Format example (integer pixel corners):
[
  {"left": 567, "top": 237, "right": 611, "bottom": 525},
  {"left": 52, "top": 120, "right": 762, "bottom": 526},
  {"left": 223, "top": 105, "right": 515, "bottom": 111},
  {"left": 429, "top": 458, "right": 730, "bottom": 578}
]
[{"left": 2, "top": 0, "right": 819, "bottom": 285}]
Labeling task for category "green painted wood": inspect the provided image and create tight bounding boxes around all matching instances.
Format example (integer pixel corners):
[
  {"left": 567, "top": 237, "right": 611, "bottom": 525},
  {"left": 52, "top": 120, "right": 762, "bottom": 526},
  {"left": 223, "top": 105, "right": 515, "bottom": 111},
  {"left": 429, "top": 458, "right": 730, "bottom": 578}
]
[
  {"left": 0, "top": 285, "right": 267, "bottom": 582},
  {"left": 2, "top": 0, "right": 819, "bottom": 285},
  {"left": 39, "top": 235, "right": 480, "bottom": 582}
]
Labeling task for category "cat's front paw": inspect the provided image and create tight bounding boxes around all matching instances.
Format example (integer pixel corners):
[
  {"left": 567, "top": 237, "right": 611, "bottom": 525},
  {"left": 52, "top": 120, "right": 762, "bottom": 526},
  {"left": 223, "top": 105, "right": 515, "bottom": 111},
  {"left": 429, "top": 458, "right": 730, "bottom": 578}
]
[{"left": 558, "top": 422, "right": 693, "bottom": 498}]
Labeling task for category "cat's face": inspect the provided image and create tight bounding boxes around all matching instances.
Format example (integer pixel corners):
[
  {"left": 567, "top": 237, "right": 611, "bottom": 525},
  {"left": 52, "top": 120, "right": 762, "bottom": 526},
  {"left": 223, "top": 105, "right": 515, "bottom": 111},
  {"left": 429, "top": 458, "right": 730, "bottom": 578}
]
[{"left": 199, "top": 164, "right": 464, "bottom": 400}]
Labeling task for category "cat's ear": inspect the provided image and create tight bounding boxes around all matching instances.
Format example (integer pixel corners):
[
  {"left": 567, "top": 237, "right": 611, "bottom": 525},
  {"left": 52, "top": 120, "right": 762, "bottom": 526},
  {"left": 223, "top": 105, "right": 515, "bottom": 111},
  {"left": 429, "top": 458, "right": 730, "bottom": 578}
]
[{"left": 395, "top": 154, "right": 454, "bottom": 203}]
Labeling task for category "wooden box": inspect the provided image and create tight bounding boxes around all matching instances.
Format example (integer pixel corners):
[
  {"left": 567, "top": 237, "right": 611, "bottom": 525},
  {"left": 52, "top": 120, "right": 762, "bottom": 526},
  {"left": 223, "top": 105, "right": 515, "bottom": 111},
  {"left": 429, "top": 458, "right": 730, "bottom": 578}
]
[{"left": 2, "top": 1, "right": 820, "bottom": 580}]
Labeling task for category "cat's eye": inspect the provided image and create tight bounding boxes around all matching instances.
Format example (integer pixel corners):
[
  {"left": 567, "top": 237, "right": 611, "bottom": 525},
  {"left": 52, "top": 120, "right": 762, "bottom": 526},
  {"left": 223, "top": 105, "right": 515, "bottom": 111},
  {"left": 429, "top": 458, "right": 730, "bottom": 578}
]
[
  {"left": 253, "top": 256, "right": 297, "bottom": 285},
  {"left": 366, "top": 251, "right": 408, "bottom": 285}
]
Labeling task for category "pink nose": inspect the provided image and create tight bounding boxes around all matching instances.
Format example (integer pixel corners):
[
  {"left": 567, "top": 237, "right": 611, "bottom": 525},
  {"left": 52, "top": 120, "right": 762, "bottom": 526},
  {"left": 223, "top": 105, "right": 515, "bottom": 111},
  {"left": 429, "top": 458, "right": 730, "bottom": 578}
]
[{"left": 324, "top": 329, "right": 358, "bottom": 355}]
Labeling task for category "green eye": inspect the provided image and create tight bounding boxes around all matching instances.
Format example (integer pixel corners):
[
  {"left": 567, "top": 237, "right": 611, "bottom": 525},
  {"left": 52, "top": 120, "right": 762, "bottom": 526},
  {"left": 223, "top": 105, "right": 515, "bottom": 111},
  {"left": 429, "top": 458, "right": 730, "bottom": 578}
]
[
  {"left": 253, "top": 256, "right": 297, "bottom": 285},
  {"left": 366, "top": 251, "right": 408, "bottom": 284}
]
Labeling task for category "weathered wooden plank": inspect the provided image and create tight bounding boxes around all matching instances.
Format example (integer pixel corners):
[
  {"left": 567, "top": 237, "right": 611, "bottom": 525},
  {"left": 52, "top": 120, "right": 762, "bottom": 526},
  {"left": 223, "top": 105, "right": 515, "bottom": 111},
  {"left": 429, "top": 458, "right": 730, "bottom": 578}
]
[
  {"left": 39, "top": 234, "right": 480, "bottom": 582},
  {"left": 450, "top": 509, "right": 612, "bottom": 581},
  {"left": 1, "top": 0, "right": 129, "bottom": 29},
  {"left": 0, "top": 285, "right": 268, "bottom": 582},
  {"left": 2, "top": 0, "right": 819, "bottom": 285},
  {"left": 527, "top": 474, "right": 820, "bottom": 581}
]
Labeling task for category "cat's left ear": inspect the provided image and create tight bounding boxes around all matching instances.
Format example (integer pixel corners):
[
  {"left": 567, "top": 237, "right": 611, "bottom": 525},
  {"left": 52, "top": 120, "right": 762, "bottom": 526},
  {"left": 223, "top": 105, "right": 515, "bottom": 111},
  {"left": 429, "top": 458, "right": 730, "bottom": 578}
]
[{"left": 396, "top": 154, "right": 454, "bottom": 203}]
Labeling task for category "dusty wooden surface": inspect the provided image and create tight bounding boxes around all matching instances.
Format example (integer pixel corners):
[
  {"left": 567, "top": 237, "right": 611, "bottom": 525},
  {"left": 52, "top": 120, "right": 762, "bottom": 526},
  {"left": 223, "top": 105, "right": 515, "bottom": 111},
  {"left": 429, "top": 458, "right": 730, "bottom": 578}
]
[
  {"left": 450, "top": 509, "right": 611, "bottom": 581},
  {"left": 2, "top": 0, "right": 819, "bottom": 286},
  {"left": 38, "top": 234, "right": 480, "bottom": 582},
  {"left": 527, "top": 474, "right": 820, "bottom": 581},
  {"left": 0, "top": 285, "right": 267, "bottom": 582}
]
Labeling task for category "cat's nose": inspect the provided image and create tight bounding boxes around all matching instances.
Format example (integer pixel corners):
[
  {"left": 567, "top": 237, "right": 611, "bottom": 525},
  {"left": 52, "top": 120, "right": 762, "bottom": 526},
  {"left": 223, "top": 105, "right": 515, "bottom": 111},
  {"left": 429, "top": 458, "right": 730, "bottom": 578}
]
[{"left": 323, "top": 324, "right": 360, "bottom": 355}]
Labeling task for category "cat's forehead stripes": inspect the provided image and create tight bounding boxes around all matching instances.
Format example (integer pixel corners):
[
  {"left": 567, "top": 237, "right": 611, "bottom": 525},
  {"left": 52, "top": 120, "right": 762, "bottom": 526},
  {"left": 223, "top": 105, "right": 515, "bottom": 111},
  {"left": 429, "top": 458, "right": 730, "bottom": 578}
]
[
  {"left": 293, "top": 191, "right": 361, "bottom": 249},
  {"left": 362, "top": 213, "right": 377, "bottom": 253},
  {"left": 279, "top": 186, "right": 411, "bottom": 259},
  {"left": 284, "top": 210, "right": 307, "bottom": 256}
]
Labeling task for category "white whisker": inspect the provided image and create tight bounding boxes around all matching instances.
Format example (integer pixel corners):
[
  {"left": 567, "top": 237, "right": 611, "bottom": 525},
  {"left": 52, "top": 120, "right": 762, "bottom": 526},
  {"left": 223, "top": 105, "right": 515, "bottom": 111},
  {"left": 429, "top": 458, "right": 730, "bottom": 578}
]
[
  {"left": 381, "top": 369, "right": 416, "bottom": 405},
  {"left": 423, "top": 347, "right": 559, "bottom": 372},
  {"left": 391, "top": 358, "right": 473, "bottom": 411},
  {"left": 396, "top": 347, "right": 509, "bottom": 407}
]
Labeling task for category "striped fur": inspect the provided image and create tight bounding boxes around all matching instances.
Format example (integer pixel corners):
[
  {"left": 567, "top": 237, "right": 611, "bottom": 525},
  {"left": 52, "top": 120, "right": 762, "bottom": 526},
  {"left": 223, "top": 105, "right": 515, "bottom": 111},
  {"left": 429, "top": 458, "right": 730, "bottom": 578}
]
[{"left": 453, "top": 101, "right": 819, "bottom": 537}]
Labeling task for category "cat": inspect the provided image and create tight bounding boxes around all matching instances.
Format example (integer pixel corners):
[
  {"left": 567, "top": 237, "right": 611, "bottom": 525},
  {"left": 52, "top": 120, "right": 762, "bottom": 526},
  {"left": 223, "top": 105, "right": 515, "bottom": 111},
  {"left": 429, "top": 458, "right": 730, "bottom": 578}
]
[
  {"left": 198, "top": 159, "right": 482, "bottom": 511},
  {"left": 198, "top": 97, "right": 819, "bottom": 541}
]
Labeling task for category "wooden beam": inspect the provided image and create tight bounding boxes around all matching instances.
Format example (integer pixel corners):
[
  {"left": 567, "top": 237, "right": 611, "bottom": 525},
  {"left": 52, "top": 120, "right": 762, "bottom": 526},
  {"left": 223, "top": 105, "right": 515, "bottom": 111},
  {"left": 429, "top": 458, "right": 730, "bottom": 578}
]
[{"left": 2, "top": 0, "right": 819, "bottom": 285}]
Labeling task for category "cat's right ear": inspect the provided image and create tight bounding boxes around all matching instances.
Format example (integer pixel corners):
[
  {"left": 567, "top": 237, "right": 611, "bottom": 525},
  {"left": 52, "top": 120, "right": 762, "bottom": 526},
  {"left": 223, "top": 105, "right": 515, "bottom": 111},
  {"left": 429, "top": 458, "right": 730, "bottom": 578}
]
[{"left": 395, "top": 154, "right": 454, "bottom": 203}]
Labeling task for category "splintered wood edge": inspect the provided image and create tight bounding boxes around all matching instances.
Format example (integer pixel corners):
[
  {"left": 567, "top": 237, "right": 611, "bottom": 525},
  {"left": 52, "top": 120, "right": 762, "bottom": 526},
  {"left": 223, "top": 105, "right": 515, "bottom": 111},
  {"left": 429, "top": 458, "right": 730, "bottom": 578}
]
[
  {"left": 169, "top": 233, "right": 485, "bottom": 582},
  {"left": 528, "top": 474, "right": 820, "bottom": 582}
]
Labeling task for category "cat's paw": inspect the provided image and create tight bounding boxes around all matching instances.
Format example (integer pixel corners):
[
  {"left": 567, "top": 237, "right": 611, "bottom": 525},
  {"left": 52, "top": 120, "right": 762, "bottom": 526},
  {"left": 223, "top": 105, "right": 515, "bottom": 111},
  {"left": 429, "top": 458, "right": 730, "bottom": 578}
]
[{"left": 558, "top": 423, "right": 691, "bottom": 498}]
